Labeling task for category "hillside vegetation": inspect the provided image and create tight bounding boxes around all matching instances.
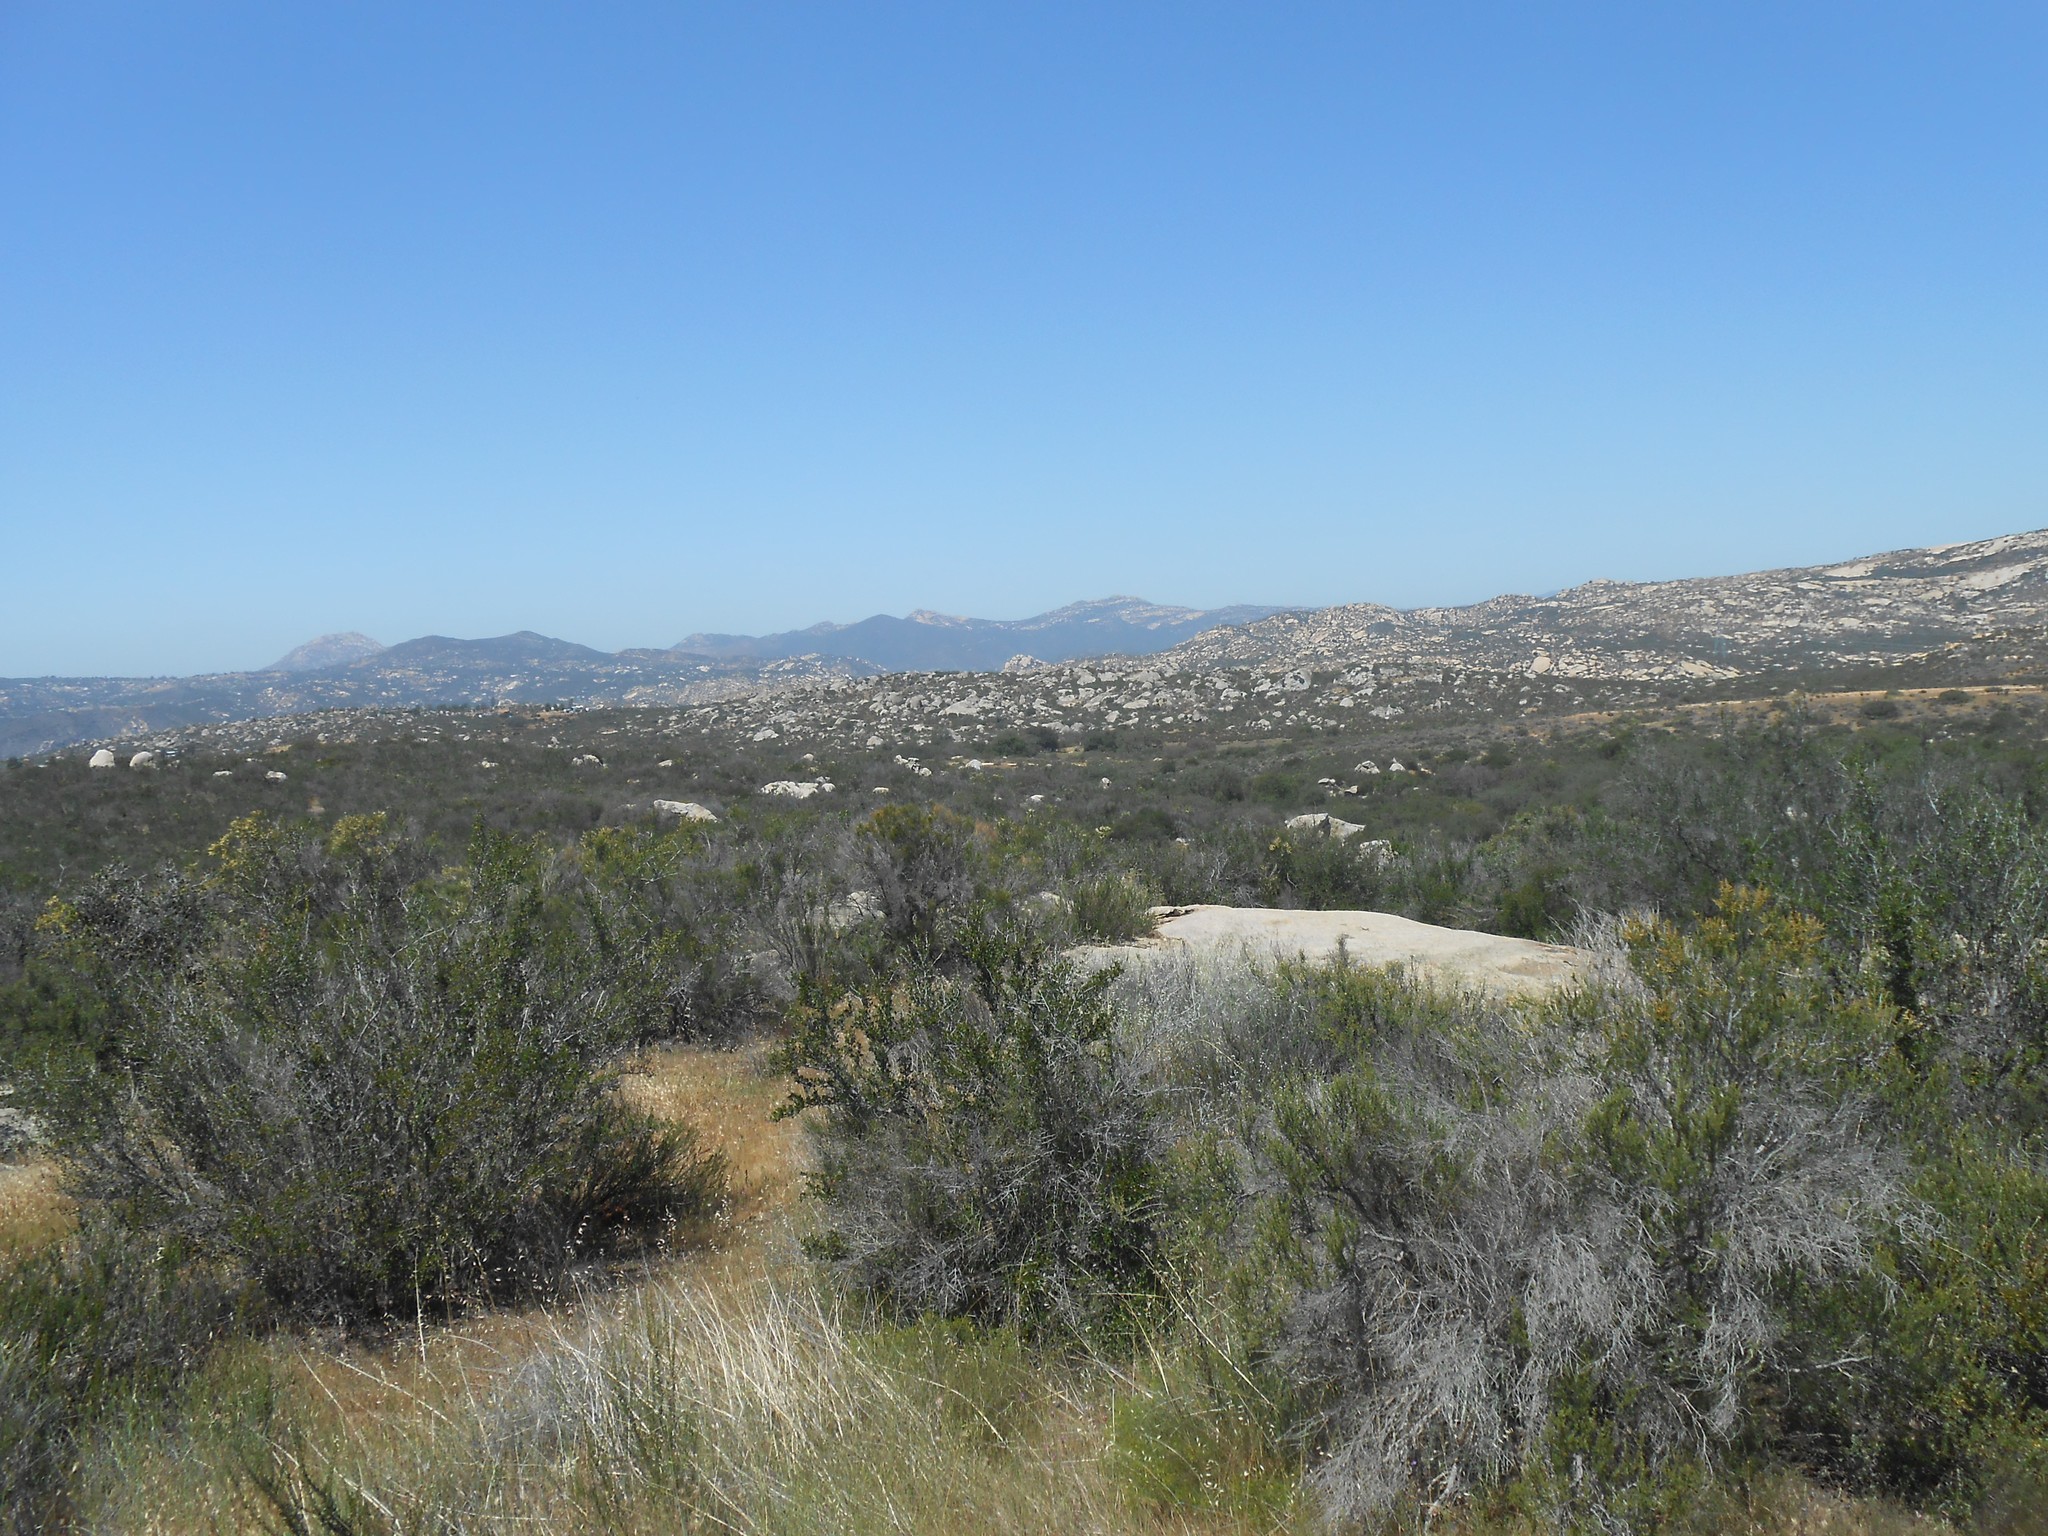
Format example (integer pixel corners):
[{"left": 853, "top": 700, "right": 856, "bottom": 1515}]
[{"left": 2, "top": 661, "right": 2046, "bottom": 1532}]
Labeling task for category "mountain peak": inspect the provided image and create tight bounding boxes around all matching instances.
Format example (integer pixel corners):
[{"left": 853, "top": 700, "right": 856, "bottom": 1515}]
[{"left": 265, "top": 632, "right": 386, "bottom": 673}]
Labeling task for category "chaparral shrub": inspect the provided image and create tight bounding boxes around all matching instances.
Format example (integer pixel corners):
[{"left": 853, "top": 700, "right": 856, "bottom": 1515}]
[{"left": 27, "top": 814, "right": 725, "bottom": 1321}]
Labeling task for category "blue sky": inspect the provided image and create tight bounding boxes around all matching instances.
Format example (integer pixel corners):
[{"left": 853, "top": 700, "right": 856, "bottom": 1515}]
[{"left": 4, "top": 3, "right": 2045, "bottom": 676}]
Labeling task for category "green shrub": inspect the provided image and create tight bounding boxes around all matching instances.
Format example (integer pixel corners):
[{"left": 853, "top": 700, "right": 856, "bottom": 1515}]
[
  {"left": 1860, "top": 697, "right": 1903, "bottom": 719},
  {"left": 1189, "top": 765, "right": 1246, "bottom": 802},
  {"left": 1258, "top": 829, "right": 1383, "bottom": 909},
  {"left": 1247, "top": 771, "right": 1300, "bottom": 806},
  {"left": 577, "top": 823, "right": 765, "bottom": 1039},
  {"left": 775, "top": 931, "right": 1163, "bottom": 1339},
  {"left": 991, "top": 726, "right": 1060, "bottom": 755},
  {"left": 27, "top": 815, "right": 727, "bottom": 1320},
  {"left": 858, "top": 803, "right": 984, "bottom": 956},
  {"left": 1063, "top": 871, "right": 1160, "bottom": 944},
  {"left": 1106, "top": 806, "right": 1176, "bottom": 842}
]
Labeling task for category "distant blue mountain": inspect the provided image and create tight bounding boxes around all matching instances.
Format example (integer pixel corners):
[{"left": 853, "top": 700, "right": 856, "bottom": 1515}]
[
  {"left": 672, "top": 596, "right": 1290, "bottom": 671},
  {"left": 0, "top": 600, "right": 1284, "bottom": 756}
]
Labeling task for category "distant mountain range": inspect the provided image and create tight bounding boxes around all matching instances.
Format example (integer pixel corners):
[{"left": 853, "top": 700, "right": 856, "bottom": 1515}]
[
  {"left": 0, "top": 598, "right": 1280, "bottom": 757},
  {"left": 673, "top": 597, "right": 1289, "bottom": 671},
  {"left": 13, "top": 532, "right": 2048, "bottom": 759}
]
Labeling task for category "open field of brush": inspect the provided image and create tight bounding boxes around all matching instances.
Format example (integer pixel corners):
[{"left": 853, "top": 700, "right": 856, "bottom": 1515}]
[{"left": 4, "top": 659, "right": 2047, "bottom": 1532}]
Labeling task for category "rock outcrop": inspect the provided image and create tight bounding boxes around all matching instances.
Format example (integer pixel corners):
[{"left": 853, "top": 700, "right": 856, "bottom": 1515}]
[{"left": 1087, "top": 904, "right": 1587, "bottom": 997}]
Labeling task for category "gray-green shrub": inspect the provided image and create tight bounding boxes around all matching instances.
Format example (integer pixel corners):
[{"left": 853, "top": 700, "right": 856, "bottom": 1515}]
[
  {"left": 775, "top": 931, "right": 1164, "bottom": 1339},
  {"left": 28, "top": 814, "right": 726, "bottom": 1320}
]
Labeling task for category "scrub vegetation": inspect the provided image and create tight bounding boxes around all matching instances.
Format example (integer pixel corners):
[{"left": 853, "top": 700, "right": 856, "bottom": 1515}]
[{"left": 2, "top": 677, "right": 2046, "bottom": 1532}]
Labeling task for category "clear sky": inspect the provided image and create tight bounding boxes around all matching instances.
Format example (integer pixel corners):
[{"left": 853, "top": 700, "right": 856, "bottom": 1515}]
[{"left": 4, "top": 3, "right": 2045, "bottom": 677}]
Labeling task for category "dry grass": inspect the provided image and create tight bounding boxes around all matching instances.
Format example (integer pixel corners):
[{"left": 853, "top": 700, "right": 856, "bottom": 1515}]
[
  {"left": 0, "top": 1157, "right": 70, "bottom": 1256},
  {"left": 618, "top": 1035, "right": 801, "bottom": 1218},
  {"left": 89, "top": 1279, "right": 1312, "bottom": 1535}
]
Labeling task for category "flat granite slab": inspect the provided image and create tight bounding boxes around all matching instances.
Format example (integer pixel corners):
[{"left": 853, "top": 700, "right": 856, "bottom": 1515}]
[{"left": 1080, "top": 904, "right": 1588, "bottom": 997}]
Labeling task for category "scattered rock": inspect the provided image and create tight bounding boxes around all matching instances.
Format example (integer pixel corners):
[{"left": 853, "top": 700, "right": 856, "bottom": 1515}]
[
  {"left": 1285, "top": 812, "right": 1372, "bottom": 841},
  {"left": 760, "top": 780, "right": 834, "bottom": 799},
  {"left": 653, "top": 800, "right": 719, "bottom": 822},
  {"left": 827, "top": 890, "right": 883, "bottom": 929}
]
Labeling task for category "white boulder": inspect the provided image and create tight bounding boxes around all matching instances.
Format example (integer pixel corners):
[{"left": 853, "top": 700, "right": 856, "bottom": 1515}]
[
  {"left": 653, "top": 800, "right": 719, "bottom": 822},
  {"left": 1285, "top": 811, "right": 1366, "bottom": 841},
  {"left": 128, "top": 750, "right": 157, "bottom": 769},
  {"left": 1083, "top": 905, "right": 1587, "bottom": 997},
  {"left": 760, "top": 780, "right": 834, "bottom": 799},
  {"left": 88, "top": 748, "right": 116, "bottom": 769}
]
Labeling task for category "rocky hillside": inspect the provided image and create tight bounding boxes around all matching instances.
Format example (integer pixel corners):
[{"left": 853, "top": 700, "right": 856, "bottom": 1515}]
[{"left": 1169, "top": 529, "right": 2048, "bottom": 679}]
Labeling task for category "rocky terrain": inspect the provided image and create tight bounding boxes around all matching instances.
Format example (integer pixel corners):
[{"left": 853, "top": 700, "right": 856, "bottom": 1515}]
[
  {"left": 685, "top": 657, "right": 1629, "bottom": 752},
  {"left": 1172, "top": 528, "right": 2048, "bottom": 678},
  {"left": 1083, "top": 905, "right": 1589, "bottom": 996}
]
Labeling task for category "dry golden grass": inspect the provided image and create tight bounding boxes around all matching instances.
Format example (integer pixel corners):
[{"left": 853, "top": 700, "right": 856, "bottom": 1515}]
[
  {"left": 0, "top": 1156, "right": 70, "bottom": 1256},
  {"left": 1750, "top": 1479, "right": 1959, "bottom": 1536},
  {"left": 619, "top": 1034, "right": 803, "bottom": 1220}
]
